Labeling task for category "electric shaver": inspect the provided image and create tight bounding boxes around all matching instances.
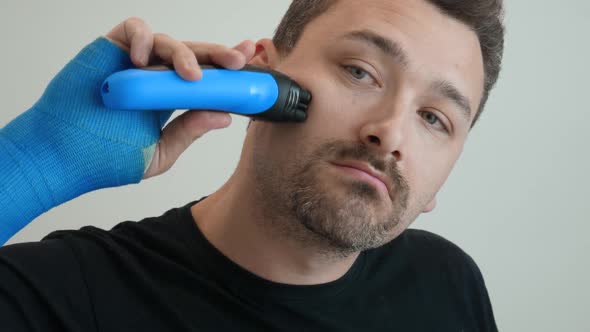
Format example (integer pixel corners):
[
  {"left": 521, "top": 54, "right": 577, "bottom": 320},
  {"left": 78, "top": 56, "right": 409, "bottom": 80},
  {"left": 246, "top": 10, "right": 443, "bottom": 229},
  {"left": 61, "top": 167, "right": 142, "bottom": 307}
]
[{"left": 100, "top": 65, "right": 312, "bottom": 122}]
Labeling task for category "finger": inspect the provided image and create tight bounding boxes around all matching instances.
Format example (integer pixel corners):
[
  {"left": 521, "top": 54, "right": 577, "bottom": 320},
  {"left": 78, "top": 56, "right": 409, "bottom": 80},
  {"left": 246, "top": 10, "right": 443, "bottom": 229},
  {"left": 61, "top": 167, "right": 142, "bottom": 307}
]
[
  {"left": 183, "top": 42, "right": 246, "bottom": 70},
  {"left": 232, "top": 40, "right": 257, "bottom": 64},
  {"left": 128, "top": 23, "right": 153, "bottom": 67},
  {"left": 153, "top": 33, "right": 201, "bottom": 80},
  {"left": 105, "top": 17, "right": 153, "bottom": 66},
  {"left": 144, "top": 111, "right": 232, "bottom": 178}
]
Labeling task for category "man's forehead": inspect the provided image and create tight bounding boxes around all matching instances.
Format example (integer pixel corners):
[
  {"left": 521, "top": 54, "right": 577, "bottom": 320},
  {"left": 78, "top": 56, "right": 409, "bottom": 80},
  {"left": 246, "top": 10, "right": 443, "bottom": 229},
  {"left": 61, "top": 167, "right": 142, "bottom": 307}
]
[
  {"left": 309, "top": 0, "right": 481, "bottom": 62},
  {"left": 323, "top": 0, "right": 444, "bottom": 25}
]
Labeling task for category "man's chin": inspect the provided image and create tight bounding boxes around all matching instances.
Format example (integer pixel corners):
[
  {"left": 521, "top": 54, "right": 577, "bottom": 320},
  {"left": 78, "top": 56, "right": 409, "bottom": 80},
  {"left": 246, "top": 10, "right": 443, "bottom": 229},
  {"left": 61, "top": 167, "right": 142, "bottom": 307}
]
[{"left": 293, "top": 173, "right": 400, "bottom": 253}]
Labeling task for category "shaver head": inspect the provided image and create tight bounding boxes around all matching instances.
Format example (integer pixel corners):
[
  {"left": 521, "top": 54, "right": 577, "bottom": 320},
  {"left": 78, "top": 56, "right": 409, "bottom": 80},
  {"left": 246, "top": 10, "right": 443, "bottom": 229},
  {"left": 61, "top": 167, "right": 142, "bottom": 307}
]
[{"left": 241, "top": 65, "right": 312, "bottom": 122}]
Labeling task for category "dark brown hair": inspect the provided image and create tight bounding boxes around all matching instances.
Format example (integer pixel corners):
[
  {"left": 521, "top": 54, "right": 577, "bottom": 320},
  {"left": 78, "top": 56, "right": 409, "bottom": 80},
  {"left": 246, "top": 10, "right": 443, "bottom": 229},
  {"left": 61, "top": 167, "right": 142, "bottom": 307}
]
[{"left": 272, "top": 0, "right": 505, "bottom": 126}]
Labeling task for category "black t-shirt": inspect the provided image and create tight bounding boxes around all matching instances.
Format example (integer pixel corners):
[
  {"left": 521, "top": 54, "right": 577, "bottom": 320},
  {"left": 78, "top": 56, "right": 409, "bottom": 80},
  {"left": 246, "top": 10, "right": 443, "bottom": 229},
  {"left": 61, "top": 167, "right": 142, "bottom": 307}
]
[{"left": 0, "top": 200, "right": 497, "bottom": 331}]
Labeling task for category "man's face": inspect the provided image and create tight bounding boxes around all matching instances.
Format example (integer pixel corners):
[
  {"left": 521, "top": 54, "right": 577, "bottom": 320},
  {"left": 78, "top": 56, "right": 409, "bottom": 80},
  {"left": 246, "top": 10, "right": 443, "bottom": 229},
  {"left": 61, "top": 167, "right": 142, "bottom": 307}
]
[{"left": 248, "top": 0, "right": 484, "bottom": 254}]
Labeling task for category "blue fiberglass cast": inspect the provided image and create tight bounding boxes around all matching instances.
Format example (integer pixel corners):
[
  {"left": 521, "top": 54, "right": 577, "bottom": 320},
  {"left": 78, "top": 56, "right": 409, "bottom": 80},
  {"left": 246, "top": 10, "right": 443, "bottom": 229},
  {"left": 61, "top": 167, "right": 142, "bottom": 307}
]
[{"left": 101, "top": 65, "right": 312, "bottom": 122}]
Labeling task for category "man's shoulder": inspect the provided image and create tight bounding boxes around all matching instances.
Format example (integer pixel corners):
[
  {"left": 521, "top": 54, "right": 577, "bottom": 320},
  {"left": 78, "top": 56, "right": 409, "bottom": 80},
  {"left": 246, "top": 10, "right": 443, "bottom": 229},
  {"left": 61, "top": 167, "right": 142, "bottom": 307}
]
[
  {"left": 0, "top": 200, "right": 198, "bottom": 270},
  {"left": 401, "top": 228, "right": 472, "bottom": 257},
  {"left": 378, "top": 228, "right": 483, "bottom": 277},
  {"left": 0, "top": 235, "right": 80, "bottom": 277},
  {"left": 364, "top": 231, "right": 496, "bottom": 330}
]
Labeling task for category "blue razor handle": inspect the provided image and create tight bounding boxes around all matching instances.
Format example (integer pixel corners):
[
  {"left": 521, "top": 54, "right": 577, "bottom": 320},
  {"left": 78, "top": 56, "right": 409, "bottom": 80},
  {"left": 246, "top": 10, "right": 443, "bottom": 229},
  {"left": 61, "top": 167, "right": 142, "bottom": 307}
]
[{"left": 101, "top": 65, "right": 311, "bottom": 122}]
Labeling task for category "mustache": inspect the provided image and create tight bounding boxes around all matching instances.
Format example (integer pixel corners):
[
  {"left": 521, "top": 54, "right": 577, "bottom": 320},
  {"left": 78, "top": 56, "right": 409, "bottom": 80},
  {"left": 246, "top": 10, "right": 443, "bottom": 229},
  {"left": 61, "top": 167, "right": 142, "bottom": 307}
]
[{"left": 318, "top": 140, "right": 410, "bottom": 203}]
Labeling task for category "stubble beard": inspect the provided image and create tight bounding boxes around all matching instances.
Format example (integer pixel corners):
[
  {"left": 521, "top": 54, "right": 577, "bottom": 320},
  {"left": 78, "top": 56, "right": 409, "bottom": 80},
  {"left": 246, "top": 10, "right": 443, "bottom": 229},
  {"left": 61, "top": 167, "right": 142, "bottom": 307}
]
[{"left": 253, "top": 140, "right": 410, "bottom": 258}]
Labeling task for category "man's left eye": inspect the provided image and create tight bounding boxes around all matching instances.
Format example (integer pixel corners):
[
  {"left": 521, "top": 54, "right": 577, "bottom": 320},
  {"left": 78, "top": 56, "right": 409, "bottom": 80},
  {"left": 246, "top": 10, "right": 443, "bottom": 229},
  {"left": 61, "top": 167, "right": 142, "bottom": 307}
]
[{"left": 419, "top": 110, "right": 448, "bottom": 132}]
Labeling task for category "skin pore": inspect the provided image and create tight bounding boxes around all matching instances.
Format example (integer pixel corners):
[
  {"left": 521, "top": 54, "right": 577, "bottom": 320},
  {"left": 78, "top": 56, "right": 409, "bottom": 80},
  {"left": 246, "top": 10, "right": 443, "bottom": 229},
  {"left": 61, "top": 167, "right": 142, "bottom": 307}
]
[{"left": 191, "top": 0, "right": 484, "bottom": 285}]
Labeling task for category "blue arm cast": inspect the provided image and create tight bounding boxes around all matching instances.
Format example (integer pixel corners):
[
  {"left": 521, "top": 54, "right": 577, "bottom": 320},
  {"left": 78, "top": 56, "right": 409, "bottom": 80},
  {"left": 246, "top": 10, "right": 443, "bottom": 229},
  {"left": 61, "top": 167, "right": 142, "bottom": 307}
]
[{"left": 0, "top": 37, "right": 172, "bottom": 244}]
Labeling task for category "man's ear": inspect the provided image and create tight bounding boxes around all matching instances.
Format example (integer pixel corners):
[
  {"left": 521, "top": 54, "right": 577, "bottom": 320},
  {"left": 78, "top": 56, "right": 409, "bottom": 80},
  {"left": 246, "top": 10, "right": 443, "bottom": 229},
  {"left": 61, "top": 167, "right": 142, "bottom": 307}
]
[
  {"left": 422, "top": 197, "right": 437, "bottom": 213},
  {"left": 248, "top": 38, "right": 281, "bottom": 69},
  {"left": 246, "top": 39, "right": 282, "bottom": 131}
]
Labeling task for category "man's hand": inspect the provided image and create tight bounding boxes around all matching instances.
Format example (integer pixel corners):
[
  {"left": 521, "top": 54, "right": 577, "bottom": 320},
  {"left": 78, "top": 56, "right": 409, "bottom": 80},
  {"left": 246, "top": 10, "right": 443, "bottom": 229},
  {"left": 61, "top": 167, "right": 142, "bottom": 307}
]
[{"left": 105, "top": 17, "right": 256, "bottom": 179}]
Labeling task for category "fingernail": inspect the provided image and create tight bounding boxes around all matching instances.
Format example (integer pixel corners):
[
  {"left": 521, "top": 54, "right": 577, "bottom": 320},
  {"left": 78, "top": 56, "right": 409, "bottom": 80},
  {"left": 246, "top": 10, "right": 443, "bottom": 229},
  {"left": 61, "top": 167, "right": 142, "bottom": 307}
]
[
  {"left": 141, "top": 53, "right": 150, "bottom": 66},
  {"left": 187, "top": 58, "right": 201, "bottom": 78},
  {"left": 188, "top": 57, "right": 198, "bottom": 70},
  {"left": 216, "top": 113, "right": 232, "bottom": 127}
]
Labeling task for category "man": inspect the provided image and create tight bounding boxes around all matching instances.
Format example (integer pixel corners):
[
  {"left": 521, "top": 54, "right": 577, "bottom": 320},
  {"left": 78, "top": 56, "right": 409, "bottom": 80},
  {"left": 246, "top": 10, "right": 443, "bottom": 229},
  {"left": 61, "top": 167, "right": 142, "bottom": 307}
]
[{"left": 0, "top": 0, "right": 505, "bottom": 330}]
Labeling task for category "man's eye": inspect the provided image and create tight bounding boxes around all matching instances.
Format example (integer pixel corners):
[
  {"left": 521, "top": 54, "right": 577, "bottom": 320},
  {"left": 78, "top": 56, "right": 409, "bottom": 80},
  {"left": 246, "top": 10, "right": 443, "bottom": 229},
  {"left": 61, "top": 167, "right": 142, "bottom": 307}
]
[
  {"left": 344, "top": 65, "right": 373, "bottom": 82},
  {"left": 419, "top": 110, "right": 448, "bottom": 132}
]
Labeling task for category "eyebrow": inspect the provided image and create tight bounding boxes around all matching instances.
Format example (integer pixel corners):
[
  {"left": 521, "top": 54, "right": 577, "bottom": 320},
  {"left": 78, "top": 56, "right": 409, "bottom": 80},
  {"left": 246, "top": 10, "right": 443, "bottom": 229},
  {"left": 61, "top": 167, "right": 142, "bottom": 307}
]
[
  {"left": 430, "top": 79, "right": 473, "bottom": 123},
  {"left": 340, "top": 29, "right": 473, "bottom": 122},
  {"left": 342, "top": 29, "right": 410, "bottom": 68}
]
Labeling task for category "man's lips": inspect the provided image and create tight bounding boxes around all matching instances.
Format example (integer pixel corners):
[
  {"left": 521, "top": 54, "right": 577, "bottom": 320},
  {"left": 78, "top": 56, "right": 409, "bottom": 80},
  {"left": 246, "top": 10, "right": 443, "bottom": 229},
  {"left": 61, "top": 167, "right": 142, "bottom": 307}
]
[{"left": 330, "top": 160, "right": 392, "bottom": 198}]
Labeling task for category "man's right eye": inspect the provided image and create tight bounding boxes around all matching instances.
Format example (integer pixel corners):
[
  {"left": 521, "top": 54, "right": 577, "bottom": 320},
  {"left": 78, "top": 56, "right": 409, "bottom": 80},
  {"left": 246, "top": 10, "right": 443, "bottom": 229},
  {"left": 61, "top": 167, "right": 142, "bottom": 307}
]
[{"left": 346, "top": 65, "right": 369, "bottom": 79}]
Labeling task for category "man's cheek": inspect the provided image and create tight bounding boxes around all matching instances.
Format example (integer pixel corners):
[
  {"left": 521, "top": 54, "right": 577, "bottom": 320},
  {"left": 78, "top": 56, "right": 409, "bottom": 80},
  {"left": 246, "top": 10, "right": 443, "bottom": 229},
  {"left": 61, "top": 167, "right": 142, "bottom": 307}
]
[
  {"left": 414, "top": 160, "right": 451, "bottom": 202},
  {"left": 303, "top": 97, "right": 343, "bottom": 135},
  {"left": 305, "top": 94, "right": 367, "bottom": 140}
]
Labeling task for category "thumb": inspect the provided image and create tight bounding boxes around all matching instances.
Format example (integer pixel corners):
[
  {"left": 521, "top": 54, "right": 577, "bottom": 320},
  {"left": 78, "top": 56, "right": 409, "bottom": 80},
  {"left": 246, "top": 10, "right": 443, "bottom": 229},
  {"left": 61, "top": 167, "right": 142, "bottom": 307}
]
[{"left": 143, "top": 110, "right": 231, "bottom": 179}]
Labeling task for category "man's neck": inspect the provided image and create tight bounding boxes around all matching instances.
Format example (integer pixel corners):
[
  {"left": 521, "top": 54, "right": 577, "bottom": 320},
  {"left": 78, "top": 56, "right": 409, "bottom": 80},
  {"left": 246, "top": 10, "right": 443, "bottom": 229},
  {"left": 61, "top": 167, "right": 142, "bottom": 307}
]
[{"left": 190, "top": 172, "right": 359, "bottom": 285}]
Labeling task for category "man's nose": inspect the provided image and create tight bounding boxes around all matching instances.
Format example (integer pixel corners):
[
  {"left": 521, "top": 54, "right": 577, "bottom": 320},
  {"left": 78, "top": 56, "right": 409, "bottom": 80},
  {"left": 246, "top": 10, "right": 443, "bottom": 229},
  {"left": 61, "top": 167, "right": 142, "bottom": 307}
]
[{"left": 358, "top": 106, "right": 409, "bottom": 162}]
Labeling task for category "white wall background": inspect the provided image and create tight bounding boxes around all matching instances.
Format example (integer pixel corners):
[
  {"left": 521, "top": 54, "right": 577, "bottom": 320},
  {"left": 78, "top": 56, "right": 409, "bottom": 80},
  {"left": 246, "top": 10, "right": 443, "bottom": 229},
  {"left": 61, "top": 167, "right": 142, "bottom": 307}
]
[{"left": 1, "top": 0, "right": 588, "bottom": 330}]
